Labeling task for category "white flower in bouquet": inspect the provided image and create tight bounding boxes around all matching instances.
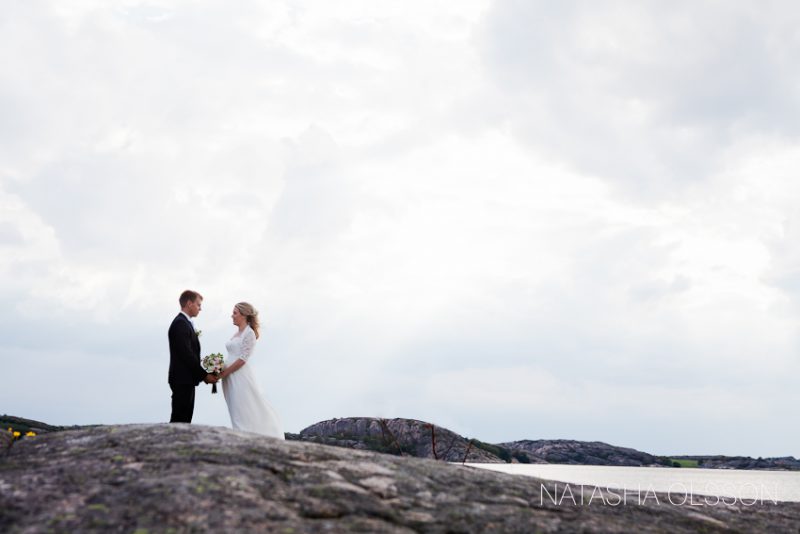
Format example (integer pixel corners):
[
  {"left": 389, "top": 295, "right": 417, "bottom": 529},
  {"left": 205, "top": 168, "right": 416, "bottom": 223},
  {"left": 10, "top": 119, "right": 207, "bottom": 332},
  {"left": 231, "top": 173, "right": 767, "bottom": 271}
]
[{"left": 202, "top": 352, "right": 225, "bottom": 394}]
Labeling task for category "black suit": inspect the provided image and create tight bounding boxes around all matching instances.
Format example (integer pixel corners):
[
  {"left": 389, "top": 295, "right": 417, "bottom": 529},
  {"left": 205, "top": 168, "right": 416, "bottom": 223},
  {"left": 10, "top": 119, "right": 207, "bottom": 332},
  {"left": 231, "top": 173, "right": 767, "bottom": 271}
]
[{"left": 168, "top": 313, "right": 206, "bottom": 423}]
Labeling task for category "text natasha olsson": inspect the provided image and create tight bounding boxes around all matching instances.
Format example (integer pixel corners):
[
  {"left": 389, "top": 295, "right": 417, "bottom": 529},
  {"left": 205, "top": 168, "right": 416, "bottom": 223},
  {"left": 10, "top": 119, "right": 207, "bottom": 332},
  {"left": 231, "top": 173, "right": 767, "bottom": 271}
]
[{"left": 540, "top": 482, "right": 780, "bottom": 506}]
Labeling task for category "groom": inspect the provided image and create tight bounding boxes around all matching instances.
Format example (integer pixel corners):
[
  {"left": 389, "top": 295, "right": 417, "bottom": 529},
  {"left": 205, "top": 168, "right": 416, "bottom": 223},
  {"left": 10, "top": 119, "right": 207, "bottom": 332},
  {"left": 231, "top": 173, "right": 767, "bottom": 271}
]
[{"left": 168, "top": 290, "right": 217, "bottom": 423}]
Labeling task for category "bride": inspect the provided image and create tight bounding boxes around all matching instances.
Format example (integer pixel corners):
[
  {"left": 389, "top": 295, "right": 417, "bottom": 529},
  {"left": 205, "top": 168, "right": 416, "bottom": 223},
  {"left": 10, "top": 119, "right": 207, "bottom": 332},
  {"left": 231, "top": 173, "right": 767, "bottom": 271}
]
[{"left": 218, "top": 302, "right": 285, "bottom": 439}]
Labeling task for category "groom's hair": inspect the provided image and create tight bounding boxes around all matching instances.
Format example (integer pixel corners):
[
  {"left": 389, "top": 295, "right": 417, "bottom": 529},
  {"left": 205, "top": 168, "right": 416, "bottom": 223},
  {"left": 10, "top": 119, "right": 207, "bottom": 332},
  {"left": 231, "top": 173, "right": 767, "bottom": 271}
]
[{"left": 179, "top": 290, "right": 203, "bottom": 307}]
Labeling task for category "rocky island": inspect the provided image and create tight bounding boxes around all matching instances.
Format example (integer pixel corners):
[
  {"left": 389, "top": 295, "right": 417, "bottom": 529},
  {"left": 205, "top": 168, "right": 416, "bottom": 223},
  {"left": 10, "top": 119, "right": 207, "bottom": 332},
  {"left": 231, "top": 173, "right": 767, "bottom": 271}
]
[
  {"left": 3, "top": 423, "right": 800, "bottom": 533},
  {"left": 293, "top": 416, "right": 521, "bottom": 463},
  {"left": 4, "top": 414, "right": 797, "bottom": 471},
  {"left": 292, "top": 417, "right": 800, "bottom": 471}
]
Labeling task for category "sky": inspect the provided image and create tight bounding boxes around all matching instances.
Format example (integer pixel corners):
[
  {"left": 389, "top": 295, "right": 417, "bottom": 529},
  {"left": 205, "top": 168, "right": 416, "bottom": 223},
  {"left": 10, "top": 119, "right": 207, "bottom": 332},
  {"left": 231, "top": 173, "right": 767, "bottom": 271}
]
[{"left": 2, "top": 0, "right": 800, "bottom": 458}]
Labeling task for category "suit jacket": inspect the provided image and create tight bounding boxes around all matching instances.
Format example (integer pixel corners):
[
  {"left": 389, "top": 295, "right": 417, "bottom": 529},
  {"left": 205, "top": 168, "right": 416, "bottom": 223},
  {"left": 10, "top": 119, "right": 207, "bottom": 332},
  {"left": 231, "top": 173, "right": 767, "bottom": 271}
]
[{"left": 168, "top": 313, "right": 206, "bottom": 385}]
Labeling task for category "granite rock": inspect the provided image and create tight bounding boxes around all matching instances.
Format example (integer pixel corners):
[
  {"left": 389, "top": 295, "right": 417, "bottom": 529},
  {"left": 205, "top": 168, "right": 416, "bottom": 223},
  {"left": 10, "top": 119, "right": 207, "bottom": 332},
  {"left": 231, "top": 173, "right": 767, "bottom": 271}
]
[
  {"left": 500, "top": 439, "right": 663, "bottom": 467},
  {"left": 298, "top": 417, "right": 508, "bottom": 463},
  {"left": 2, "top": 424, "right": 799, "bottom": 533}
]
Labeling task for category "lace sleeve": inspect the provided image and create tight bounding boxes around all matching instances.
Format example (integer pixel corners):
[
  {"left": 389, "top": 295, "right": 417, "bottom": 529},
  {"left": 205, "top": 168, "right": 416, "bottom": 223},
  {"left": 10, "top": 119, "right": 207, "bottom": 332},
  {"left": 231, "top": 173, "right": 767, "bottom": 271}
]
[{"left": 239, "top": 328, "right": 257, "bottom": 361}]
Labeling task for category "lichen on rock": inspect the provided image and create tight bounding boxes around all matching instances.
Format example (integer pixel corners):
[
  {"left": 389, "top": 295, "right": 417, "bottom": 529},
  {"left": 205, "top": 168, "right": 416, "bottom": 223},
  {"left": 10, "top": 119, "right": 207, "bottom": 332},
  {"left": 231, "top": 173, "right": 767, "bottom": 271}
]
[{"left": 1, "top": 424, "right": 798, "bottom": 533}]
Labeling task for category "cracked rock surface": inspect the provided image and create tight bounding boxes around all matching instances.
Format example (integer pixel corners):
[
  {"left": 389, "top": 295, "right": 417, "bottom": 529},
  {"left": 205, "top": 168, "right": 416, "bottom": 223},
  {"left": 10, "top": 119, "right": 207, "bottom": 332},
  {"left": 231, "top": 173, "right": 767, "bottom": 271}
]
[{"left": 1, "top": 424, "right": 798, "bottom": 533}]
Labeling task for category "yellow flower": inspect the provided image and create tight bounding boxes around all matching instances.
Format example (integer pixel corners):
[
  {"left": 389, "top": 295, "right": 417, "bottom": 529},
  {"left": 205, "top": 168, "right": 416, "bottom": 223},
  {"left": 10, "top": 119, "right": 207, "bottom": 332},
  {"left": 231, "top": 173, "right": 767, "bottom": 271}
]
[
  {"left": 25, "top": 431, "right": 36, "bottom": 437},
  {"left": 13, "top": 431, "right": 20, "bottom": 438}
]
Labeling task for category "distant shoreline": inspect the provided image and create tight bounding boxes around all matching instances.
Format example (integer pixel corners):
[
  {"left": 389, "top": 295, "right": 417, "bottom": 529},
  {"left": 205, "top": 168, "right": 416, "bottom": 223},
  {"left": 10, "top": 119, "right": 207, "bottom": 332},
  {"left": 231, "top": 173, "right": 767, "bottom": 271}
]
[
  {"left": 5, "top": 414, "right": 798, "bottom": 471},
  {"left": 465, "top": 462, "right": 800, "bottom": 503}
]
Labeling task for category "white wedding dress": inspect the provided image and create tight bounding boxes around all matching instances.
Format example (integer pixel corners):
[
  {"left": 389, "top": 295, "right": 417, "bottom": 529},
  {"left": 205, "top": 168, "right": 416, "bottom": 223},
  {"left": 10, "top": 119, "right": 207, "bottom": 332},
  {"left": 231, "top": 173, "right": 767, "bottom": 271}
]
[{"left": 222, "top": 325, "right": 285, "bottom": 439}]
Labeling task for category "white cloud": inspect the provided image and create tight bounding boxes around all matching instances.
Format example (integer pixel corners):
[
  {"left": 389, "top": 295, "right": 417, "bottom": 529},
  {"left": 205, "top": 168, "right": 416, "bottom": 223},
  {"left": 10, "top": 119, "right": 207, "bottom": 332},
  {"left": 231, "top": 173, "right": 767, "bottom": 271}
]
[
  {"left": 421, "top": 365, "right": 800, "bottom": 456},
  {"left": 479, "top": 0, "right": 800, "bottom": 197},
  {"left": 2, "top": 1, "right": 799, "bottom": 459}
]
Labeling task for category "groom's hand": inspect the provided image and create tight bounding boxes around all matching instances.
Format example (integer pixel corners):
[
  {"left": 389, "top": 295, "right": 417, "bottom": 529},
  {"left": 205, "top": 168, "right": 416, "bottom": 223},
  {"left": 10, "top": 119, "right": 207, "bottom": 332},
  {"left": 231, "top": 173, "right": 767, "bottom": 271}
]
[{"left": 205, "top": 374, "right": 218, "bottom": 384}]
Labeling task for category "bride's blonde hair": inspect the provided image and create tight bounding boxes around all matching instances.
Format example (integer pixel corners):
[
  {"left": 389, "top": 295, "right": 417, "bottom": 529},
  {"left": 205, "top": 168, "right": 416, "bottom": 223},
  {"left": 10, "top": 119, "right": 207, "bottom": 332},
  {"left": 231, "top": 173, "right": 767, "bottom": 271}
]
[{"left": 235, "top": 302, "right": 260, "bottom": 339}]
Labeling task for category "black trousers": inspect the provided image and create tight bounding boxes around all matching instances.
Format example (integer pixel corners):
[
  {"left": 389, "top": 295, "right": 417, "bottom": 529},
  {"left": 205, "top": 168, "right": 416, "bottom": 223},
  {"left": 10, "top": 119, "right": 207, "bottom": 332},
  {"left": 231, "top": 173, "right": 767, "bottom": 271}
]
[{"left": 169, "top": 383, "right": 196, "bottom": 423}]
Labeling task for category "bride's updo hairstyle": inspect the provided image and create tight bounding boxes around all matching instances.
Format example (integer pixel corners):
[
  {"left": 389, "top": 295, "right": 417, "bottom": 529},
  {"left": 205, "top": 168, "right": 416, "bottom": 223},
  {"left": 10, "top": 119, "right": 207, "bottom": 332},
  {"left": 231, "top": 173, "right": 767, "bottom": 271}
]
[{"left": 235, "top": 302, "right": 260, "bottom": 339}]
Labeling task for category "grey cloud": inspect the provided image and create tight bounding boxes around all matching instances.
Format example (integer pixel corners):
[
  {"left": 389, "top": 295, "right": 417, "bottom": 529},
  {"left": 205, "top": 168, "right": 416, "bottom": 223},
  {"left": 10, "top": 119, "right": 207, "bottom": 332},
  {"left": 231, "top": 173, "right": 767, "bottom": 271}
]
[
  {"left": 0, "top": 222, "right": 25, "bottom": 245},
  {"left": 629, "top": 275, "right": 692, "bottom": 302},
  {"left": 6, "top": 153, "right": 188, "bottom": 262},
  {"left": 763, "top": 214, "right": 800, "bottom": 312},
  {"left": 268, "top": 125, "right": 354, "bottom": 240},
  {"left": 478, "top": 0, "right": 800, "bottom": 196}
]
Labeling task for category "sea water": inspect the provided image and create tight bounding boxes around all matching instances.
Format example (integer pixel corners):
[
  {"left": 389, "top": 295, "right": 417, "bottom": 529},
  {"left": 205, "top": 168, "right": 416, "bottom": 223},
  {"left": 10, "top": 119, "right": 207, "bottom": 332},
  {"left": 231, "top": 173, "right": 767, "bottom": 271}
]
[{"left": 466, "top": 463, "right": 800, "bottom": 504}]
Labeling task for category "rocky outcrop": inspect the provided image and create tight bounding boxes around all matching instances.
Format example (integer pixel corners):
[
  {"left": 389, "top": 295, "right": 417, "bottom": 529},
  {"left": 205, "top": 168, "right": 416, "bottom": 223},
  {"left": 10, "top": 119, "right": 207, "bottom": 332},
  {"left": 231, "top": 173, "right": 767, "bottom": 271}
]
[
  {"left": 2, "top": 424, "right": 799, "bottom": 533},
  {"left": 500, "top": 440, "right": 800, "bottom": 471},
  {"left": 500, "top": 439, "right": 665, "bottom": 467},
  {"left": 297, "top": 417, "right": 511, "bottom": 463},
  {"left": 7, "top": 413, "right": 799, "bottom": 471},
  {"left": 292, "top": 418, "right": 800, "bottom": 471},
  {"left": 0, "top": 429, "right": 12, "bottom": 456},
  {"left": 1, "top": 414, "right": 82, "bottom": 435}
]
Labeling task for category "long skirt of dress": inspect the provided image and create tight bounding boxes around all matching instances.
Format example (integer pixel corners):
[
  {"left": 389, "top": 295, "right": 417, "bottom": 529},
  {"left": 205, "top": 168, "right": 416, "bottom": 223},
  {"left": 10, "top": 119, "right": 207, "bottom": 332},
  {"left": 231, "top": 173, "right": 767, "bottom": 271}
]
[{"left": 222, "top": 359, "right": 285, "bottom": 439}]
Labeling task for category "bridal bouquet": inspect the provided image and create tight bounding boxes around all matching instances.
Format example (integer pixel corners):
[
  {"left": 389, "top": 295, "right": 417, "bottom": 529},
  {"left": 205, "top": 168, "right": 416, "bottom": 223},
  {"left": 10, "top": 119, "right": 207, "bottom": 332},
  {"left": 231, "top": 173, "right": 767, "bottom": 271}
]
[{"left": 202, "top": 352, "right": 225, "bottom": 394}]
